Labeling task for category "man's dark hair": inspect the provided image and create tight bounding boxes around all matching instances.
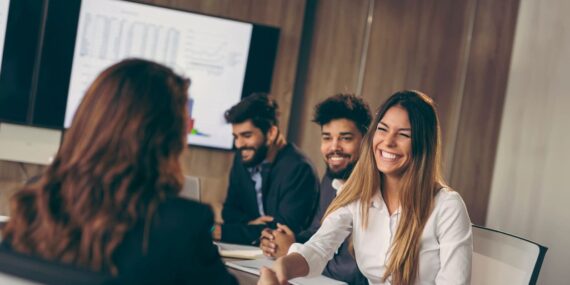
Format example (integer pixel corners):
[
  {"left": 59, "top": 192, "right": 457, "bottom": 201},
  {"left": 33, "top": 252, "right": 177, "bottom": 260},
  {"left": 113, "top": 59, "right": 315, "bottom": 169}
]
[
  {"left": 312, "top": 93, "right": 372, "bottom": 135},
  {"left": 224, "top": 93, "right": 279, "bottom": 134}
]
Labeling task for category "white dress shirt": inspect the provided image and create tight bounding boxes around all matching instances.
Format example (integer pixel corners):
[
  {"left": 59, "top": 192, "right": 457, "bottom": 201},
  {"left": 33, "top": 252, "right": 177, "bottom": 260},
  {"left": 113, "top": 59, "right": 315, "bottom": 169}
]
[
  {"left": 289, "top": 188, "right": 472, "bottom": 285},
  {"left": 331, "top": 178, "right": 344, "bottom": 194}
]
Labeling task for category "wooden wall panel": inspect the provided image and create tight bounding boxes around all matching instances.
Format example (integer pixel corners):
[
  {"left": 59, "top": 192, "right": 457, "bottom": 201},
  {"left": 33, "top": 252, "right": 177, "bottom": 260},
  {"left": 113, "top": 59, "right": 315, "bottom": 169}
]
[
  {"left": 290, "top": 0, "right": 370, "bottom": 176},
  {"left": 290, "top": 0, "right": 520, "bottom": 225},
  {"left": 361, "top": 0, "right": 477, "bottom": 178},
  {"left": 450, "top": 0, "right": 520, "bottom": 224},
  {"left": 0, "top": 161, "right": 45, "bottom": 215}
]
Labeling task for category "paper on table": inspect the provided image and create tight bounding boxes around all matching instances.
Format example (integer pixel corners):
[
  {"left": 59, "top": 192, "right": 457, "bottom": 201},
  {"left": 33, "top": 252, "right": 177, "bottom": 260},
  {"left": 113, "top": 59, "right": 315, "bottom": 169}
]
[
  {"left": 214, "top": 241, "right": 263, "bottom": 259},
  {"left": 225, "top": 258, "right": 347, "bottom": 285}
]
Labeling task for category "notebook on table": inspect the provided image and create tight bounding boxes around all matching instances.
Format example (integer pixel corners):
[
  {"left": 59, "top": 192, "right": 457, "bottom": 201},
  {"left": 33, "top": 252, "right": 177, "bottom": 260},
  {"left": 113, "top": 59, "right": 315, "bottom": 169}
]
[{"left": 214, "top": 242, "right": 264, "bottom": 259}]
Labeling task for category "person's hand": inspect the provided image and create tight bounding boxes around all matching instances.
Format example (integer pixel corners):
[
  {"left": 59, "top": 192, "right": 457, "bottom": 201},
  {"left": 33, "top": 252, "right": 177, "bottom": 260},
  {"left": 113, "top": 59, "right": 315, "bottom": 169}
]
[
  {"left": 260, "top": 228, "right": 277, "bottom": 257},
  {"left": 248, "top": 215, "right": 274, "bottom": 225},
  {"left": 272, "top": 224, "right": 295, "bottom": 258},
  {"left": 258, "top": 266, "right": 281, "bottom": 285},
  {"left": 211, "top": 224, "right": 221, "bottom": 241},
  {"left": 272, "top": 258, "right": 290, "bottom": 285}
]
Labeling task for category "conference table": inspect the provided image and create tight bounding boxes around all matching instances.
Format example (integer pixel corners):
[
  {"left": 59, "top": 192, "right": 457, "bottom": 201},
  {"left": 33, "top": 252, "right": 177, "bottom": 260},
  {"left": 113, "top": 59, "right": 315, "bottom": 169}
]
[
  {"left": 225, "top": 258, "right": 259, "bottom": 285},
  {"left": 219, "top": 242, "right": 347, "bottom": 285}
]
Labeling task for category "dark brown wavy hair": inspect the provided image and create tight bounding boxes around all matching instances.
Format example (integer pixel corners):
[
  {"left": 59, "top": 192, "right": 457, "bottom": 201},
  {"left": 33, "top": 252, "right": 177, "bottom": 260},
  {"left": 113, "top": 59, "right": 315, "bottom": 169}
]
[{"left": 1, "top": 59, "right": 190, "bottom": 275}]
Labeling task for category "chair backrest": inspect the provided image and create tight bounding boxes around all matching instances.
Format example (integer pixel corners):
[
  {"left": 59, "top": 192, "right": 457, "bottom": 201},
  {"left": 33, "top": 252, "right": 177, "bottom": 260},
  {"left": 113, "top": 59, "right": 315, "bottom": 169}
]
[
  {"left": 179, "top": 175, "right": 200, "bottom": 201},
  {"left": 0, "top": 247, "right": 110, "bottom": 285},
  {"left": 0, "top": 272, "right": 40, "bottom": 285},
  {"left": 471, "top": 224, "right": 547, "bottom": 285}
]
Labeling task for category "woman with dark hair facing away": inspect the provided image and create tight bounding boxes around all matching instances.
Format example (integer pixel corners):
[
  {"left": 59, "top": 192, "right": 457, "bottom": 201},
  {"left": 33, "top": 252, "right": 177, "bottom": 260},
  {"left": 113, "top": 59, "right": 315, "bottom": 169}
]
[
  {"left": 1, "top": 59, "right": 237, "bottom": 284},
  {"left": 259, "top": 91, "right": 472, "bottom": 285}
]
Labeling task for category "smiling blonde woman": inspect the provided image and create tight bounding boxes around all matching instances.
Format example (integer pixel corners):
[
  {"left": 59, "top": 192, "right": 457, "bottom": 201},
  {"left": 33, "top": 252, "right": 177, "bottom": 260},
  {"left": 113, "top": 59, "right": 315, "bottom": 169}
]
[{"left": 259, "top": 90, "right": 472, "bottom": 285}]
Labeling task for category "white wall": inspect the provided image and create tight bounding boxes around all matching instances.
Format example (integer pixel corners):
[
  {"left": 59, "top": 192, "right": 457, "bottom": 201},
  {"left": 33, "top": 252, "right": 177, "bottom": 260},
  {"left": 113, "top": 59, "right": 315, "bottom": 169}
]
[{"left": 488, "top": 0, "right": 570, "bottom": 283}]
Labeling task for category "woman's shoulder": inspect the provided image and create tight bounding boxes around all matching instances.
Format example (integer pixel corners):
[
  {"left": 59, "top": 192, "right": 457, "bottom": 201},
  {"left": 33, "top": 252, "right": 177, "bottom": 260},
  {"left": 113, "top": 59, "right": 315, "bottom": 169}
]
[
  {"left": 434, "top": 188, "right": 468, "bottom": 211},
  {"left": 433, "top": 188, "right": 470, "bottom": 220},
  {"left": 435, "top": 187, "right": 463, "bottom": 201}
]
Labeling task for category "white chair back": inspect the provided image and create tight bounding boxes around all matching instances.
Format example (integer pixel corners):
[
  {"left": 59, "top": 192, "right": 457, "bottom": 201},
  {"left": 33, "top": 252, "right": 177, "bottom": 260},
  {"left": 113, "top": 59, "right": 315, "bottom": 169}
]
[
  {"left": 0, "top": 273, "right": 41, "bottom": 285},
  {"left": 179, "top": 175, "right": 200, "bottom": 201},
  {"left": 471, "top": 224, "right": 547, "bottom": 285},
  {"left": 0, "top": 215, "right": 8, "bottom": 243}
]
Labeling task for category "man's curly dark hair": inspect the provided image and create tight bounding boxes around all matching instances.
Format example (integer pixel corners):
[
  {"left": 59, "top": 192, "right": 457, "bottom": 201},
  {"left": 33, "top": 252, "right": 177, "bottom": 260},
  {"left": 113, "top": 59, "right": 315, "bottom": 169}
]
[{"left": 312, "top": 93, "right": 371, "bottom": 135}]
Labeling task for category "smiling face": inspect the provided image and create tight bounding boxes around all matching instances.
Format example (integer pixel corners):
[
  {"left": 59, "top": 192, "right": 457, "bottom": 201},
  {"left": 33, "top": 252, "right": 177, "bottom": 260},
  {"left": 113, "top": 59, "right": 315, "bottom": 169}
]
[
  {"left": 232, "top": 120, "right": 269, "bottom": 167},
  {"left": 372, "top": 105, "right": 412, "bottom": 178},
  {"left": 320, "top": 118, "right": 364, "bottom": 179}
]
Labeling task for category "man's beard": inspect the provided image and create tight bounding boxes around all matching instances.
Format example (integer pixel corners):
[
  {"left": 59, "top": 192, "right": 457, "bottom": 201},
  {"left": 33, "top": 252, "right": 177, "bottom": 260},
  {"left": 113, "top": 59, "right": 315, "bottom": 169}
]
[
  {"left": 326, "top": 162, "right": 356, "bottom": 180},
  {"left": 238, "top": 141, "right": 269, "bottom": 168}
]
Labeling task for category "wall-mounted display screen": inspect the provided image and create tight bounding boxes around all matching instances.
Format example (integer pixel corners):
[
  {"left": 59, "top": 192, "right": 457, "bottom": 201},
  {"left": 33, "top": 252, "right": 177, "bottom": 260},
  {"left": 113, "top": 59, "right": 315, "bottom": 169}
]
[
  {"left": 0, "top": 0, "right": 10, "bottom": 74},
  {"left": 59, "top": 0, "right": 278, "bottom": 150}
]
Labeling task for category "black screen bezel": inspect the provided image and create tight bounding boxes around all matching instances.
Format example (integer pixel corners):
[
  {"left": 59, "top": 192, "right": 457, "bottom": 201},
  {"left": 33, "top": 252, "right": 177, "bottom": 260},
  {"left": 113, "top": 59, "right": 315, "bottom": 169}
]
[{"left": 0, "top": 0, "right": 45, "bottom": 125}]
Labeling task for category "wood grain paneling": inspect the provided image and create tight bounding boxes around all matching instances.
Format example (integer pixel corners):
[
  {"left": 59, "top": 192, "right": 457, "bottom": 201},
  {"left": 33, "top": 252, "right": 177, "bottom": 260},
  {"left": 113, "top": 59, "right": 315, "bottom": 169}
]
[
  {"left": 0, "top": 160, "right": 45, "bottom": 181},
  {"left": 290, "top": 0, "right": 371, "bottom": 176},
  {"left": 0, "top": 161, "right": 46, "bottom": 215},
  {"left": 290, "top": 0, "right": 520, "bottom": 225},
  {"left": 450, "top": 0, "right": 520, "bottom": 224},
  {"left": 361, "top": 0, "right": 477, "bottom": 178}
]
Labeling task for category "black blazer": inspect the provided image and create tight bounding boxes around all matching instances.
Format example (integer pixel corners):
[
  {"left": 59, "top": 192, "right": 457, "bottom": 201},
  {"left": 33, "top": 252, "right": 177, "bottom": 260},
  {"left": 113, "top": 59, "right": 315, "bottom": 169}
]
[
  {"left": 1, "top": 197, "right": 237, "bottom": 285},
  {"left": 221, "top": 143, "right": 319, "bottom": 245},
  {"left": 111, "top": 197, "right": 237, "bottom": 284}
]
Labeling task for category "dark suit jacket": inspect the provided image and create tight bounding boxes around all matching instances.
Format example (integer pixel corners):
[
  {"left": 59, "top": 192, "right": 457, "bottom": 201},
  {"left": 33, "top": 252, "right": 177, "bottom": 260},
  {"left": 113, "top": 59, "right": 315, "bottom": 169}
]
[
  {"left": 296, "top": 174, "right": 367, "bottom": 285},
  {"left": 221, "top": 143, "right": 319, "bottom": 245},
  {"left": 1, "top": 197, "right": 237, "bottom": 285},
  {"left": 111, "top": 197, "right": 237, "bottom": 284}
]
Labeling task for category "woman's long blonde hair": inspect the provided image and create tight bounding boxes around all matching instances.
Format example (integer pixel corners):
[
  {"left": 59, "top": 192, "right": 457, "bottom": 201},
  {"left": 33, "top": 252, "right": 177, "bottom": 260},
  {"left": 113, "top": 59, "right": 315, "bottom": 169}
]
[
  {"left": 2, "top": 59, "right": 189, "bottom": 275},
  {"left": 324, "top": 90, "right": 446, "bottom": 284}
]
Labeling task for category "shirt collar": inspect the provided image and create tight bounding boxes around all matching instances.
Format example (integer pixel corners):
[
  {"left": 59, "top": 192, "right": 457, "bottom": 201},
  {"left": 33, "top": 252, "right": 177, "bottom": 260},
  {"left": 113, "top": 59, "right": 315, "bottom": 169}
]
[
  {"left": 371, "top": 189, "right": 402, "bottom": 215},
  {"left": 331, "top": 179, "right": 344, "bottom": 194},
  {"left": 371, "top": 191, "right": 383, "bottom": 209},
  {"left": 247, "top": 160, "right": 270, "bottom": 175}
]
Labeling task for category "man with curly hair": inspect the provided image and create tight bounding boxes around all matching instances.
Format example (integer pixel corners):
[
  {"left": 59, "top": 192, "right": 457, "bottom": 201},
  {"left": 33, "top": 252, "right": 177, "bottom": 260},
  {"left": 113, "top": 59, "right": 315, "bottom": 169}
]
[{"left": 260, "top": 94, "right": 372, "bottom": 285}]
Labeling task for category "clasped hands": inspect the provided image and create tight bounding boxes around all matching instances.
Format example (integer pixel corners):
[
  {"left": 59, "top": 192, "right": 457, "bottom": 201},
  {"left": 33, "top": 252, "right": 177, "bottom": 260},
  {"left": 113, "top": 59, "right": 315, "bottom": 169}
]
[
  {"left": 259, "top": 223, "right": 295, "bottom": 258},
  {"left": 258, "top": 223, "right": 295, "bottom": 285}
]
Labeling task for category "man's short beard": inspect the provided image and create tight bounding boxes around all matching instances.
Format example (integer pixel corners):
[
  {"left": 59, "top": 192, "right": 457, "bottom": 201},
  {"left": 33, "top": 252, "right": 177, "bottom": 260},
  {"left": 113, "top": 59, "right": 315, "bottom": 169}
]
[
  {"left": 238, "top": 138, "right": 269, "bottom": 167},
  {"left": 326, "top": 162, "right": 356, "bottom": 180}
]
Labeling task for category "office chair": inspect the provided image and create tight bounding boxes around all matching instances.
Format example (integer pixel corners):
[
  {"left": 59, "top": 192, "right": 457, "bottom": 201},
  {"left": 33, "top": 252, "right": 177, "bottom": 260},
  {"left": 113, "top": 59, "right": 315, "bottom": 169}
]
[
  {"left": 179, "top": 175, "right": 201, "bottom": 201},
  {"left": 471, "top": 224, "right": 547, "bottom": 285},
  {"left": 0, "top": 247, "right": 110, "bottom": 285}
]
